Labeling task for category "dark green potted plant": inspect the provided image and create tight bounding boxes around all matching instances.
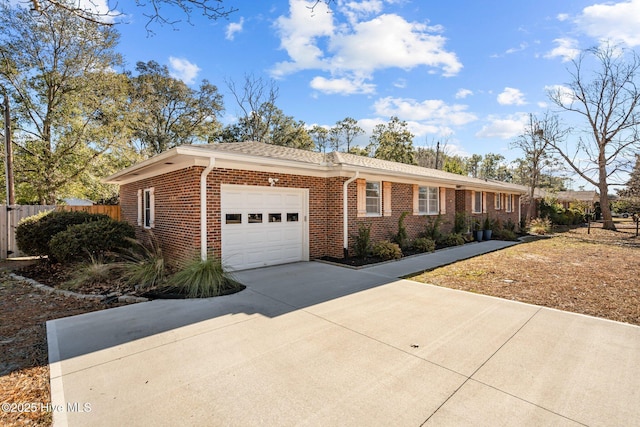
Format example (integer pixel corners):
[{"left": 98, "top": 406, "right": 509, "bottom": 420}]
[
  {"left": 473, "top": 219, "right": 483, "bottom": 242},
  {"left": 483, "top": 216, "right": 493, "bottom": 240}
]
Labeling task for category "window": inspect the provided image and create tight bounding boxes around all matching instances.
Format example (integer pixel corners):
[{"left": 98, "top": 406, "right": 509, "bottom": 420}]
[
  {"left": 143, "top": 188, "right": 155, "bottom": 229},
  {"left": 287, "top": 213, "right": 299, "bottom": 222},
  {"left": 418, "top": 186, "right": 439, "bottom": 215},
  {"left": 505, "top": 194, "right": 513, "bottom": 212},
  {"left": 225, "top": 213, "right": 242, "bottom": 224},
  {"left": 366, "top": 182, "right": 381, "bottom": 215},
  {"left": 268, "top": 213, "right": 282, "bottom": 223},
  {"left": 473, "top": 191, "right": 483, "bottom": 213},
  {"left": 248, "top": 214, "right": 262, "bottom": 223},
  {"left": 495, "top": 193, "right": 502, "bottom": 210}
]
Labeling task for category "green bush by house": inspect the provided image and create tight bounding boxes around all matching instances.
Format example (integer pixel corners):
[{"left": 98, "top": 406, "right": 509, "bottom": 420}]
[{"left": 16, "top": 210, "right": 110, "bottom": 257}]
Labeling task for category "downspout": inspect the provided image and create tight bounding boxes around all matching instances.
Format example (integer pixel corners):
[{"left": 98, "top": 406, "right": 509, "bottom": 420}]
[
  {"left": 343, "top": 171, "right": 359, "bottom": 258},
  {"left": 200, "top": 157, "right": 216, "bottom": 261}
]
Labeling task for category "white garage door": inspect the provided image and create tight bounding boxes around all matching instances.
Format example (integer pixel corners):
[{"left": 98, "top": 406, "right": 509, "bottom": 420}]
[{"left": 221, "top": 184, "right": 309, "bottom": 271}]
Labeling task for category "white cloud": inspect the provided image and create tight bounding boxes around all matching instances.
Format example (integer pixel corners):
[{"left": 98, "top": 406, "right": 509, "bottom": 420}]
[
  {"left": 475, "top": 113, "right": 529, "bottom": 139},
  {"left": 393, "top": 78, "right": 407, "bottom": 89},
  {"left": 373, "top": 96, "right": 477, "bottom": 126},
  {"left": 310, "top": 76, "right": 376, "bottom": 94},
  {"left": 272, "top": 1, "right": 462, "bottom": 93},
  {"left": 168, "top": 57, "right": 201, "bottom": 84},
  {"left": 545, "top": 38, "right": 580, "bottom": 62},
  {"left": 455, "top": 88, "right": 473, "bottom": 99},
  {"left": 225, "top": 17, "right": 244, "bottom": 41},
  {"left": 576, "top": 0, "right": 640, "bottom": 47},
  {"left": 497, "top": 87, "right": 526, "bottom": 106},
  {"left": 557, "top": 13, "right": 570, "bottom": 22}
]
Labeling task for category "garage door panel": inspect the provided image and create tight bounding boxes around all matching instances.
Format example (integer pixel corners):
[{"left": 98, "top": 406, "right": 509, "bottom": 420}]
[{"left": 221, "top": 185, "right": 308, "bottom": 271}]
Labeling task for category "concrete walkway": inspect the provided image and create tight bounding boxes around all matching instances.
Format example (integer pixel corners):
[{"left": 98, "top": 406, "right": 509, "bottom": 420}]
[{"left": 47, "top": 242, "right": 640, "bottom": 426}]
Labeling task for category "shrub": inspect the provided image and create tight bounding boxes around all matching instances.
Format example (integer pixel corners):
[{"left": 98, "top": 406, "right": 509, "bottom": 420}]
[
  {"left": 438, "top": 233, "right": 465, "bottom": 247},
  {"left": 371, "top": 240, "right": 402, "bottom": 260},
  {"left": 503, "top": 218, "right": 517, "bottom": 232},
  {"left": 423, "top": 215, "right": 444, "bottom": 242},
  {"left": 413, "top": 237, "right": 436, "bottom": 253},
  {"left": 49, "top": 218, "right": 135, "bottom": 262},
  {"left": 119, "top": 232, "right": 166, "bottom": 290},
  {"left": 453, "top": 212, "right": 468, "bottom": 234},
  {"left": 393, "top": 212, "right": 409, "bottom": 249},
  {"left": 16, "top": 210, "right": 109, "bottom": 257},
  {"left": 167, "top": 256, "right": 243, "bottom": 298},
  {"left": 353, "top": 222, "right": 372, "bottom": 258},
  {"left": 494, "top": 229, "right": 518, "bottom": 241},
  {"left": 528, "top": 218, "right": 552, "bottom": 235}
]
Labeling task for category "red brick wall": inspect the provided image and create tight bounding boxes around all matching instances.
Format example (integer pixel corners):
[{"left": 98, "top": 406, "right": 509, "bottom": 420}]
[
  {"left": 120, "top": 167, "right": 346, "bottom": 264},
  {"left": 454, "top": 189, "right": 520, "bottom": 230},
  {"left": 120, "top": 168, "right": 202, "bottom": 266},
  {"left": 120, "top": 167, "right": 521, "bottom": 265},
  {"left": 346, "top": 182, "right": 456, "bottom": 255}
]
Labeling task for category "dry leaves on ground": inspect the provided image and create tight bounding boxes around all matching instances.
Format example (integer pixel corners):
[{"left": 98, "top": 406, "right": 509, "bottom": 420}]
[
  {"left": 409, "top": 224, "right": 640, "bottom": 325},
  {"left": 0, "top": 275, "right": 121, "bottom": 426}
]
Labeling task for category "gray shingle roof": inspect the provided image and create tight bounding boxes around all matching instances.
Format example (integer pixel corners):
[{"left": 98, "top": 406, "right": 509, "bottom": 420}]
[{"left": 188, "top": 142, "right": 525, "bottom": 192}]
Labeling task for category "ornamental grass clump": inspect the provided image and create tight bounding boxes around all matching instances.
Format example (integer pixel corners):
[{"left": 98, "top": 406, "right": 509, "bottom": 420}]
[
  {"left": 118, "top": 232, "right": 166, "bottom": 290},
  {"left": 528, "top": 218, "right": 552, "bottom": 235},
  {"left": 167, "top": 256, "right": 243, "bottom": 298}
]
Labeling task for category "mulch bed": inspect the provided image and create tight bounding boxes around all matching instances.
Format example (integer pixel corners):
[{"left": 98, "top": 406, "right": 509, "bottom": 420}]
[{"left": 0, "top": 275, "right": 124, "bottom": 426}]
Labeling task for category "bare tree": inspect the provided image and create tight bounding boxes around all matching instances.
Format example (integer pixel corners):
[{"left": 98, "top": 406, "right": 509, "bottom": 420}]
[
  {"left": 548, "top": 44, "right": 640, "bottom": 230},
  {"left": 330, "top": 117, "right": 364, "bottom": 152},
  {"left": 225, "top": 74, "right": 279, "bottom": 143},
  {"left": 28, "top": 0, "right": 238, "bottom": 32},
  {"left": 511, "top": 112, "right": 567, "bottom": 220}
]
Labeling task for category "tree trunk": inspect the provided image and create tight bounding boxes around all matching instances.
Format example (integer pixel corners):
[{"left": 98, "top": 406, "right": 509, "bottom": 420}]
[{"left": 599, "top": 172, "right": 615, "bottom": 230}]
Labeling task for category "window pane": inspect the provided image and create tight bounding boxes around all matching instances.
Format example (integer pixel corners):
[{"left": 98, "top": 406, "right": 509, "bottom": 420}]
[
  {"left": 474, "top": 192, "right": 482, "bottom": 212},
  {"left": 366, "top": 182, "right": 380, "bottom": 214},
  {"left": 287, "top": 213, "right": 299, "bottom": 222},
  {"left": 144, "top": 191, "right": 151, "bottom": 227},
  {"left": 428, "top": 187, "right": 439, "bottom": 214},
  {"left": 268, "top": 213, "right": 282, "bottom": 223},
  {"left": 248, "top": 213, "right": 262, "bottom": 223},
  {"left": 225, "top": 213, "right": 242, "bottom": 224}
]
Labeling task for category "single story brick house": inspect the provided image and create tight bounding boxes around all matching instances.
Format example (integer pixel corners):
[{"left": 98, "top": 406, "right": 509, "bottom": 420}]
[{"left": 105, "top": 142, "right": 525, "bottom": 271}]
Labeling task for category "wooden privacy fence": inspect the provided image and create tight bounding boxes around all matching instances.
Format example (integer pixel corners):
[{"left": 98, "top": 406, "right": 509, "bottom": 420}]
[{"left": 0, "top": 204, "right": 122, "bottom": 259}]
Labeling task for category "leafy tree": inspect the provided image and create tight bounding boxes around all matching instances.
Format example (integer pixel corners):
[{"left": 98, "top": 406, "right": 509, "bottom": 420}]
[
  {"left": 548, "top": 44, "right": 640, "bottom": 230},
  {"left": 330, "top": 117, "right": 364, "bottom": 152},
  {"left": 0, "top": 3, "right": 130, "bottom": 204},
  {"left": 367, "top": 116, "right": 416, "bottom": 164},
  {"left": 479, "top": 153, "right": 505, "bottom": 180},
  {"left": 309, "top": 125, "right": 329, "bottom": 153},
  {"left": 443, "top": 157, "right": 467, "bottom": 175},
  {"left": 466, "top": 154, "right": 482, "bottom": 178},
  {"left": 130, "top": 60, "right": 224, "bottom": 156},
  {"left": 511, "top": 113, "right": 567, "bottom": 219},
  {"left": 269, "top": 110, "right": 313, "bottom": 150}
]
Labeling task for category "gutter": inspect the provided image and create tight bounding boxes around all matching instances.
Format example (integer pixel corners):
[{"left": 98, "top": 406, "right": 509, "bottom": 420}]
[
  {"left": 343, "top": 171, "right": 359, "bottom": 258},
  {"left": 200, "top": 157, "right": 216, "bottom": 261}
]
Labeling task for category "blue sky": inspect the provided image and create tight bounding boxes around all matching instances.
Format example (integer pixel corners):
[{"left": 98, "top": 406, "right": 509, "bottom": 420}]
[{"left": 103, "top": 1, "right": 640, "bottom": 188}]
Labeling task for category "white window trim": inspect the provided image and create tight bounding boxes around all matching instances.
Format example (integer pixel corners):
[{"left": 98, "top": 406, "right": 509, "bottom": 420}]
[
  {"left": 365, "top": 181, "right": 382, "bottom": 217},
  {"left": 143, "top": 187, "right": 155, "bottom": 229},
  {"left": 418, "top": 186, "right": 440, "bottom": 215},
  {"left": 505, "top": 194, "right": 513, "bottom": 213},
  {"left": 137, "top": 189, "right": 143, "bottom": 226},
  {"left": 495, "top": 192, "right": 502, "bottom": 210},
  {"left": 473, "top": 191, "right": 483, "bottom": 214}
]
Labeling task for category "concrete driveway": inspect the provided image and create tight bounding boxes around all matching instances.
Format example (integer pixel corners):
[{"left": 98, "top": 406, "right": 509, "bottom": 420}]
[{"left": 48, "top": 261, "right": 640, "bottom": 426}]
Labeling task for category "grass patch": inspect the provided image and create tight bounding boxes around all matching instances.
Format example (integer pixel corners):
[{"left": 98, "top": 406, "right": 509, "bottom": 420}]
[
  {"left": 408, "top": 223, "right": 640, "bottom": 325},
  {"left": 167, "top": 257, "right": 244, "bottom": 298}
]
